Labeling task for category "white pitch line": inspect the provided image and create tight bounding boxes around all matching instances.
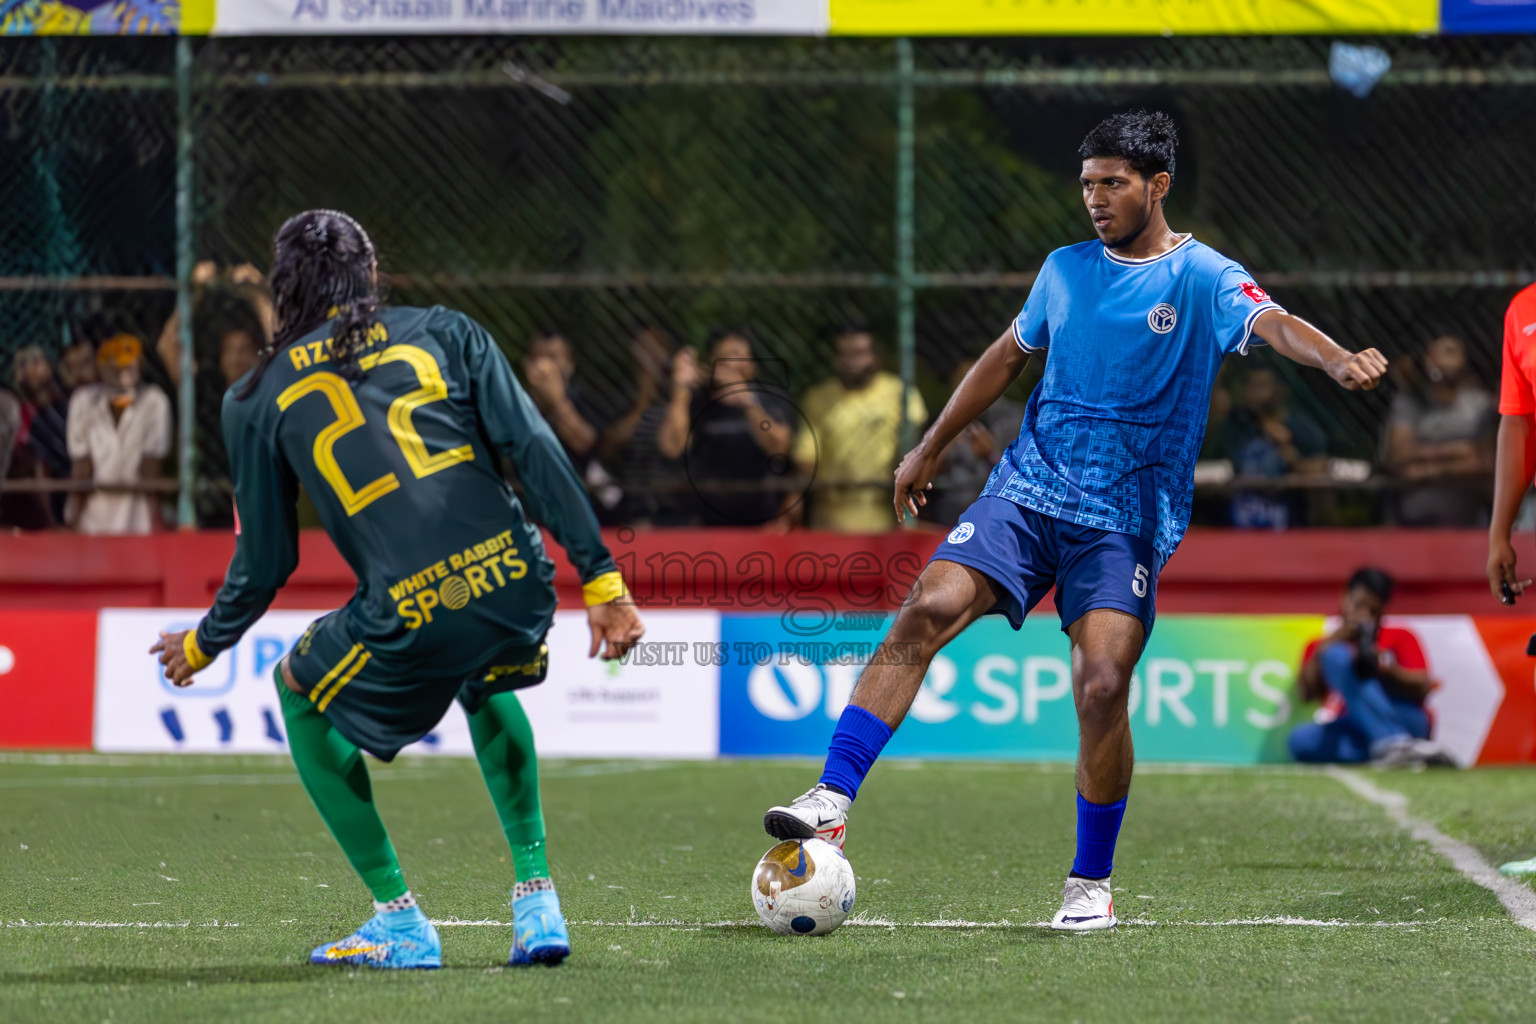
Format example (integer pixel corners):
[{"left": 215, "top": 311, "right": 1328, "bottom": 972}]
[
  {"left": 431, "top": 916, "right": 1439, "bottom": 930},
  {"left": 1328, "top": 768, "right": 1536, "bottom": 934},
  {"left": 3, "top": 917, "right": 1440, "bottom": 931}
]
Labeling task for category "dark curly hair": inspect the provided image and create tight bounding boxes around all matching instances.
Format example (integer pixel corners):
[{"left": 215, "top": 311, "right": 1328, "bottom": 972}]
[
  {"left": 1079, "top": 110, "right": 1179, "bottom": 191},
  {"left": 237, "top": 209, "right": 380, "bottom": 400},
  {"left": 1348, "top": 566, "right": 1395, "bottom": 604}
]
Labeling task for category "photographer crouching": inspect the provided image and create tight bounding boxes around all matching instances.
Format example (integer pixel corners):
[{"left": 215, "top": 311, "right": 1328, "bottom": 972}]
[{"left": 1289, "top": 568, "right": 1455, "bottom": 767}]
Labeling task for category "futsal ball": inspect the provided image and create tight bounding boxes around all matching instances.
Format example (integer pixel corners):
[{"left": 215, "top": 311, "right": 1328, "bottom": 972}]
[{"left": 750, "top": 838, "right": 856, "bottom": 936}]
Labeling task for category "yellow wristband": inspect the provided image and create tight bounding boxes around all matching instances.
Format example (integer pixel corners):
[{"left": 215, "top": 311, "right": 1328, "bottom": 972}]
[
  {"left": 183, "top": 631, "right": 213, "bottom": 671},
  {"left": 582, "top": 571, "right": 628, "bottom": 608}
]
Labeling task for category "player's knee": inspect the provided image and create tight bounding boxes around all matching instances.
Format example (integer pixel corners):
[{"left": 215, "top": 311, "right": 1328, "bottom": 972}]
[
  {"left": 1075, "top": 664, "right": 1130, "bottom": 718},
  {"left": 889, "top": 589, "right": 966, "bottom": 657}
]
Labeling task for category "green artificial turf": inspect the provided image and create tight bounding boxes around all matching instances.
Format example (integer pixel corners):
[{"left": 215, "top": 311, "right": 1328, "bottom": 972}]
[
  {"left": 1372, "top": 766, "right": 1536, "bottom": 871},
  {"left": 2, "top": 755, "right": 1534, "bottom": 1023}
]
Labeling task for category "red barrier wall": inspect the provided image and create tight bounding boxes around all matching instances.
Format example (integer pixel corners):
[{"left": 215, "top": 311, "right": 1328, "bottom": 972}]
[
  {"left": 0, "top": 610, "right": 98, "bottom": 750},
  {"left": 0, "top": 527, "right": 1525, "bottom": 616}
]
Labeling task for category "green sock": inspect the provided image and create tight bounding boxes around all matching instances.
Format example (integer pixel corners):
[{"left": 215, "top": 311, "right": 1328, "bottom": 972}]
[
  {"left": 467, "top": 691, "right": 550, "bottom": 882},
  {"left": 275, "top": 672, "right": 408, "bottom": 903}
]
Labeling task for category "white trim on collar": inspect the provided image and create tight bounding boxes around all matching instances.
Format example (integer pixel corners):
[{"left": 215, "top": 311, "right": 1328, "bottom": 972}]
[{"left": 1101, "top": 233, "right": 1194, "bottom": 267}]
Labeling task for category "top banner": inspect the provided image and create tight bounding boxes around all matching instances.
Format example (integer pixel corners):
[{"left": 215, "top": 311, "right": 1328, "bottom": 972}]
[
  {"left": 1, "top": 0, "right": 213, "bottom": 33},
  {"left": 1440, "top": 0, "right": 1536, "bottom": 32},
  {"left": 0, "top": 0, "right": 1517, "bottom": 41},
  {"left": 829, "top": 0, "right": 1438, "bottom": 35},
  {"left": 214, "top": 0, "right": 828, "bottom": 33}
]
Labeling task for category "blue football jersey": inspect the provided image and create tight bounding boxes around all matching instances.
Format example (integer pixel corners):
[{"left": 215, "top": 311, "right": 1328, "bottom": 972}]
[{"left": 983, "top": 235, "right": 1283, "bottom": 564}]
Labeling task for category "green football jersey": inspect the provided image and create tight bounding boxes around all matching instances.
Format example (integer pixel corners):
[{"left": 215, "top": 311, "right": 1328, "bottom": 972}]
[{"left": 193, "top": 305, "right": 617, "bottom": 678}]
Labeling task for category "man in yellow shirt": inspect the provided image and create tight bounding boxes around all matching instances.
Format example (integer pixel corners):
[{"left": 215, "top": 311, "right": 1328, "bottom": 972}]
[{"left": 794, "top": 327, "right": 927, "bottom": 532}]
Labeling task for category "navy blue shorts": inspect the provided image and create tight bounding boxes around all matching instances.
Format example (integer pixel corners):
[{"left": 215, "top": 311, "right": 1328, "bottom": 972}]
[{"left": 929, "top": 495, "right": 1160, "bottom": 642}]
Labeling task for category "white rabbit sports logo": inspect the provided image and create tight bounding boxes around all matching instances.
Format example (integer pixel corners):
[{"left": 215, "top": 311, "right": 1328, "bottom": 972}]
[{"left": 947, "top": 522, "right": 975, "bottom": 544}]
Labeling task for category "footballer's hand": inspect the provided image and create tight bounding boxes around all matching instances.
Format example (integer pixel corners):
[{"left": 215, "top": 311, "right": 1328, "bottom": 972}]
[
  {"left": 587, "top": 596, "right": 645, "bottom": 661},
  {"left": 1331, "top": 348, "right": 1387, "bottom": 391},
  {"left": 1489, "top": 538, "right": 1525, "bottom": 604},
  {"left": 893, "top": 443, "right": 941, "bottom": 522},
  {"left": 150, "top": 630, "right": 200, "bottom": 688}
]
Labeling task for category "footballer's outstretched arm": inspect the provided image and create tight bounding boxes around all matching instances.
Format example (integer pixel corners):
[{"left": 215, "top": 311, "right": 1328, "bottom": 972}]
[
  {"left": 153, "top": 396, "right": 301, "bottom": 686},
  {"left": 893, "top": 327, "right": 1035, "bottom": 521},
  {"left": 463, "top": 318, "right": 644, "bottom": 659},
  {"left": 1488, "top": 414, "right": 1534, "bottom": 602},
  {"left": 1253, "top": 309, "right": 1387, "bottom": 391}
]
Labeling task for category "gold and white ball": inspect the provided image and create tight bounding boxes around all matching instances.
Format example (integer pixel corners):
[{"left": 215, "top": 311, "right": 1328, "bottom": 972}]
[{"left": 750, "top": 838, "right": 856, "bottom": 936}]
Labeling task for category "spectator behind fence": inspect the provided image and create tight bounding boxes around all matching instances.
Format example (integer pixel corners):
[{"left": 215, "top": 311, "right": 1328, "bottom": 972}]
[
  {"left": 66, "top": 334, "right": 172, "bottom": 535},
  {"left": 1218, "top": 365, "right": 1326, "bottom": 529},
  {"left": 156, "top": 261, "right": 276, "bottom": 391},
  {"left": 522, "top": 328, "right": 606, "bottom": 475},
  {"left": 1289, "top": 567, "right": 1452, "bottom": 767},
  {"left": 196, "top": 319, "right": 265, "bottom": 529},
  {"left": 56, "top": 337, "right": 99, "bottom": 393},
  {"left": 150, "top": 262, "right": 275, "bottom": 527},
  {"left": 218, "top": 322, "right": 263, "bottom": 386},
  {"left": 5, "top": 345, "right": 73, "bottom": 527},
  {"left": 929, "top": 356, "right": 1025, "bottom": 529},
  {"left": 670, "top": 328, "right": 795, "bottom": 527},
  {"left": 792, "top": 326, "right": 927, "bottom": 533},
  {"left": 597, "top": 325, "right": 696, "bottom": 527},
  {"left": 1384, "top": 334, "right": 1495, "bottom": 526},
  {"left": 0, "top": 388, "right": 17, "bottom": 483},
  {"left": 11, "top": 345, "right": 72, "bottom": 481}
]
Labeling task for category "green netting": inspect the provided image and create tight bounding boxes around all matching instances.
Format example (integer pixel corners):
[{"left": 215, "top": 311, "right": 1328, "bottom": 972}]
[{"left": 3, "top": 34, "right": 1533, "bottom": 527}]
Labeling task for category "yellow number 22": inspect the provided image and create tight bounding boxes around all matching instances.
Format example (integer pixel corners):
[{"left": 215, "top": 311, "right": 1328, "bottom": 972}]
[{"left": 276, "top": 345, "right": 474, "bottom": 517}]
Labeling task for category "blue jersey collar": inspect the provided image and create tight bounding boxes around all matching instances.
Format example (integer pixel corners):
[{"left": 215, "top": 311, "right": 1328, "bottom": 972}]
[{"left": 1101, "top": 233, "right": 1194, "bottom": 267}]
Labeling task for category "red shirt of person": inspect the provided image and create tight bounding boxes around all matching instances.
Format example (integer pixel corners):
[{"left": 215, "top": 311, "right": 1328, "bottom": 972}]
[
  {"left": 1488, "top": 282, "right": 1536, "bottom": 603},
  {"left": 1290, "top": 567, "right": 1444, "bottom": 765}
]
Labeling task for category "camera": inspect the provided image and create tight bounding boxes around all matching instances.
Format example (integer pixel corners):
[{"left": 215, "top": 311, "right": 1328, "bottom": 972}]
[{"left": 1353, "top": 620, "right": 1381, "bottom": 680}]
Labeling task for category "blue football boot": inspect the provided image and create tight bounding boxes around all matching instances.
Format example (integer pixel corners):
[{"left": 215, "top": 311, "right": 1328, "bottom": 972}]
[
  {"left": 309, "top": 907, "right": 442, "bottom": 969},
  {"left": 509, "top": 887, "right": 571, "bottom": 966}
]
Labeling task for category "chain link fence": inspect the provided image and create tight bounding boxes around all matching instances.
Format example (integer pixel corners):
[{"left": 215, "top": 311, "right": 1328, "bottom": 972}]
[{"left": 4, "top": 34, "right": 1533, "bottom": 530}]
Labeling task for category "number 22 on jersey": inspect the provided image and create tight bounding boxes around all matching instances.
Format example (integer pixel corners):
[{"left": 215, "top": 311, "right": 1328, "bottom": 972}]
[{"left": 276, "top": 344, "right": 474, "bottom": 516}]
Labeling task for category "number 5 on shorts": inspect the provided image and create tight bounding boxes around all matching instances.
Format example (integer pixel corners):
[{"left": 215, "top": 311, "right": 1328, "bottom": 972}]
[{"left": 1132, "top": 564, "right": 1149, "bottom": 599}]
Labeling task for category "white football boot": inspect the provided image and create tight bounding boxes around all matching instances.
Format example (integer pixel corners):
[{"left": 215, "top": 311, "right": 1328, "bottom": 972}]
[
  {"left": 763, "top": 784, "right": 851, "bottom": 849},
  {"left": 1050, "top": 876, "right": 1117, "bottom": 932}
]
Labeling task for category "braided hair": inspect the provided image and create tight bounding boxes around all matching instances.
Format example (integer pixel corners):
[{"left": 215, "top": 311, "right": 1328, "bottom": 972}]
[{"left": 238, "top": 209, "right": 380, "bottom": 400}]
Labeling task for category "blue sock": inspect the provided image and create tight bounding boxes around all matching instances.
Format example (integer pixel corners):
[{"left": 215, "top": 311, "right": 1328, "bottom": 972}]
[
  {"left": 818, "top": 705, "right": 894, "bottom": 801},
  {"left": 1071, "top": 792, "right": 1128, "bottom": 880}
]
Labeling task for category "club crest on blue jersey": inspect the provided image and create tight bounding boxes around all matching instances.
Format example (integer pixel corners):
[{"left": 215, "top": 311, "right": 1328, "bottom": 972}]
[
  {"left": 947, "top": 522, "right": 975, "bottom": 544},
  {"left": 1147, "top": 303, "right": 1178, "bottom": 334}
]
